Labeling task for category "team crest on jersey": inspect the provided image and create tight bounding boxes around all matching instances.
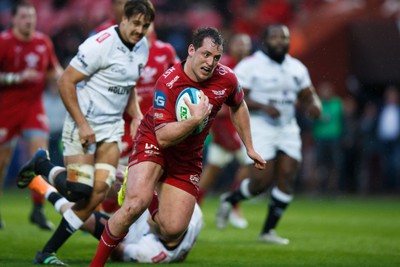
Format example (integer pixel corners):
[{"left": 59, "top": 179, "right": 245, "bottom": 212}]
[
  {"left": 155, "top": 55, "right": 167, "bottom": 63},
  {"left": 211, "top": 88, "right": 227, "bottom": 97},
  {"left": 154, "top": 91, "right": 166, "bottom": 108},
  {"left": 216, "top": 66, "right": 227, "bottom": 75},
  {"left": 141, "top": 66, "right": 157, "bottom": 84},
  {"left": 96, "top": 32, "right": 111, "bottom": 43},
  {"left": 25, "top": 52, "right": 39, "bottom": 68}
]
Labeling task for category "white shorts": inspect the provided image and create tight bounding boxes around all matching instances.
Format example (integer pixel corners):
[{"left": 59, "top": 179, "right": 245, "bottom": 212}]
[
  {"left": 243, "top": 115, "right": 302, "bottom": 165},
  {"left": 62, "top": 115, "right": 124, "bottom": 156},
  {"left": 206, "top": 142, "right": 245, "bottom": 168}
]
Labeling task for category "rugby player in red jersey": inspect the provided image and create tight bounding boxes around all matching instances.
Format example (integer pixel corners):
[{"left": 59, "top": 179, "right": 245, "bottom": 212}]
[
  {"left": 0, "top": 0, "right": 63, "bottom": 230},
  {"left": 90, "top": 27, "right": 266, "bottom": 266}
]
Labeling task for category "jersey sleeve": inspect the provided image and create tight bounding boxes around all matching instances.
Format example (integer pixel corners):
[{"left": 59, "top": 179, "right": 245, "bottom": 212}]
[
  {"left": 153, "top": 78, "right": 177, "bottom": 130},
  {"left": 224, "top": 70, "right": 244, "bottom": 107},
  {"left": 69, "top": 32, "right": 110, "bottom": 76},
  {"left": 296, "top": 61, "right": 312, "bottom": 91}
]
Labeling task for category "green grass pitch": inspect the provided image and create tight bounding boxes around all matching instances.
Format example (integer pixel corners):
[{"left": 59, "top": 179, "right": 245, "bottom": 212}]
[{"left": 0, "top": 189, "right": 399, "bottom": 266}]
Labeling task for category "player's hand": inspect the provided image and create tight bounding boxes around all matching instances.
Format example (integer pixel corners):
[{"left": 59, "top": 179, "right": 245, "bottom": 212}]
[
  {"left": 184, "top": 90, "right": 211, "bottom": 125},
  {"left": 262, "top": 105, "right": 280, "bottom": 118},
  {"left": 78, "top": 123, "right": 96, "bottom": 148},
  {"left": 247, "top": 149, "right": 266, "bottom": 170},
  {"left": 130, "top": 117, "right": 142, "bottom": 139}
]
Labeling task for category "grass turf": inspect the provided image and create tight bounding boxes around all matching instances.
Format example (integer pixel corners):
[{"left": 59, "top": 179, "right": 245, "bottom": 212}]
[{"left": 0, "top": 189, "right": 399, "bottom": 266}]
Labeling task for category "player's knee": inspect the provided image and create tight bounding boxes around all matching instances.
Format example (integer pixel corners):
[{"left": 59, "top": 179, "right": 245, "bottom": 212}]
[
  {"left": 66, "top": 163, "right": 94, "bottom": 202},
  {"left": 157, "top": 221, "right": 186, "bottom": 242},
  {"left": 95, "top": 163, "right": 116, "bottom": 188}
]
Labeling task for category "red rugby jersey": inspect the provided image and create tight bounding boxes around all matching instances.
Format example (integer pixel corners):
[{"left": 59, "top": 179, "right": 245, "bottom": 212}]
[{"left": 0, "top": 29, "right": 60, "bottom": 109}]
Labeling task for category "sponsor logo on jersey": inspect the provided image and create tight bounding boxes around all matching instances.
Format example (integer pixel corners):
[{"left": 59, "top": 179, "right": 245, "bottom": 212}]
[
  {"left": 108, "top": 86, "right": 131, "bottom": 95},
  {"left": 166, "top": 75, "right": 179, "bottom": 89},
  {"left": 144, "top": 143, "right": 160, "bottom": 157},
  {"left": 162, "top": 66, "right": 175, "bottom": 78},
  {"left": 154, "top": 91, "right": 166, "bottom": 108},
  {"left": 111, "top": 66, "right": 127, "bottom": 75},
  {"left": 36, "top": 44, "right": 46, "bottom": 53},
  {"left": 154, "top": 112, "right": 164, "bottom": 119},
  {"left": 189, "top": 174, "right": 200, "bottom": 185},
  {"left": 96, "top": 32, "right": 111, "bottom": 43},
  {"left": 77, "top": 52, "right": 88, "bottom": 68}
]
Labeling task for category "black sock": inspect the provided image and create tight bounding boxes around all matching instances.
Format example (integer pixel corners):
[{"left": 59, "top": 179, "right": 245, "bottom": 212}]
[
  {"left": 35, "top": 159, "right": 56, "bottom": 178},
  {"left": 42, "top": 217, "right": 76, "bottom": 254},
  {"left": 33, "top": 202, "right": 43, "bottom": 211},
  {"left": 261, "top": 195, "right": 289, "bottom": 234},
  {"left": 47, "top": 192, "right": 63, "bottom": 206},
  {"left": 93, "top": 211, "right": 109, "bottom": 240},
  {"left": 225, "top": 190, "right": 247, "bottom": 206},
  {"left": 53, "top": 172, "right": 68, "bottom": 197}
]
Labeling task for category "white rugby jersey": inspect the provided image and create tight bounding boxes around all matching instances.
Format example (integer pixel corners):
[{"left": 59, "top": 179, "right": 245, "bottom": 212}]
[
  {"left": 69, "top": 26, "right": 149, "bottom": 124},
  {"left": 122, "top": 204, "right": 203, "bottom": 263},
  {"left": 234, "top": 50, "right": 311, "bottom": 126}
]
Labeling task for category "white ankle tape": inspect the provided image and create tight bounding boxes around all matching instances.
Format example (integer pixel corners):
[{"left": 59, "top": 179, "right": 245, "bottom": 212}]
[
  {"left": 63, "top": 208, "right": 84, "bottom": 231},
  {"left": 49, "top": 166, "right": 66, "bottom": 185},
  {"left": 54, "top": 198, "right": 69, "bottom": 214},
  {"left": 240, "top": 178, "right": 253, "bottom": 198},
  {"left": 271, "top": 187, "right": 293, "bottom": 203}
]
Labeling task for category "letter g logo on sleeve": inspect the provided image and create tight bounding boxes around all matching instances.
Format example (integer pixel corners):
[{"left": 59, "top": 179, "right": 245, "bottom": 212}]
[{"left": 154, "top": 91, "right": 166, "bottom": 108}]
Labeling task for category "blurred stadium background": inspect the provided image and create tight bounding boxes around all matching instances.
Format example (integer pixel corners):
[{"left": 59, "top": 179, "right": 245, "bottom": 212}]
[{"left": 1, "top": 0, "right": 400, "bottom": 196}]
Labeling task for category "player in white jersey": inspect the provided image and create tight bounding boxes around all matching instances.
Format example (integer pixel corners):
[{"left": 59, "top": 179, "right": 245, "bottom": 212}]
[
  {"left": 22, "top": 174, "right": 203, "bottom": 264},
  {"left": 117, "top": 204, "right": 203, "bottom": 263},
  {"left": 216, "top": 24, "right": 321, "bottom": 245},
  {"left": 17, "top": 1, "right": 155, "bottom": 265}
]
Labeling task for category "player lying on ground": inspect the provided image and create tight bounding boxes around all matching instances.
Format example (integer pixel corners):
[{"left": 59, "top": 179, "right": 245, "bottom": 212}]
[{"left": 18, "top": 165, "right": 203, "bottom": 264}]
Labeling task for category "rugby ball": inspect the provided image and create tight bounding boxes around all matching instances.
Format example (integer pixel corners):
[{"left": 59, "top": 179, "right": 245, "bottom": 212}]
[{"left": 175, "top": 87, "right": 208, "bottom": 134}]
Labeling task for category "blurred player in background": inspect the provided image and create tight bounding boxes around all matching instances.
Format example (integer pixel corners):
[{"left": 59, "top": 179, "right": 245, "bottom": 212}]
[
  {"left": 197, "top": 33, "right": 252, "bottom": 229},
  {"left": 216, "top": 24, "right": 321, "bottom": 245},
  {"left": 90, "top": 27, "right": 266, "bottom": 266},
  {"left": 92, "top": 0, "right": 129, "bottom": 34},
  {"left": 17, "top": 1, "right": 155, "bottom": 265},
  {"left": 0, "top": 0, "right": 63, "bottom": 230}
]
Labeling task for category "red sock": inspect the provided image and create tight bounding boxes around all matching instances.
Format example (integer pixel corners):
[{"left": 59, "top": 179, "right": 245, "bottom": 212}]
[
  {"left": 148, "top": 192, "right": 159, "bottom": 220},
  {"left": 89, "top": 221, "right": 127, "bottom": 267},
  {"left": 31, "top": 190, "right": 44, "bottom": 204}
]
